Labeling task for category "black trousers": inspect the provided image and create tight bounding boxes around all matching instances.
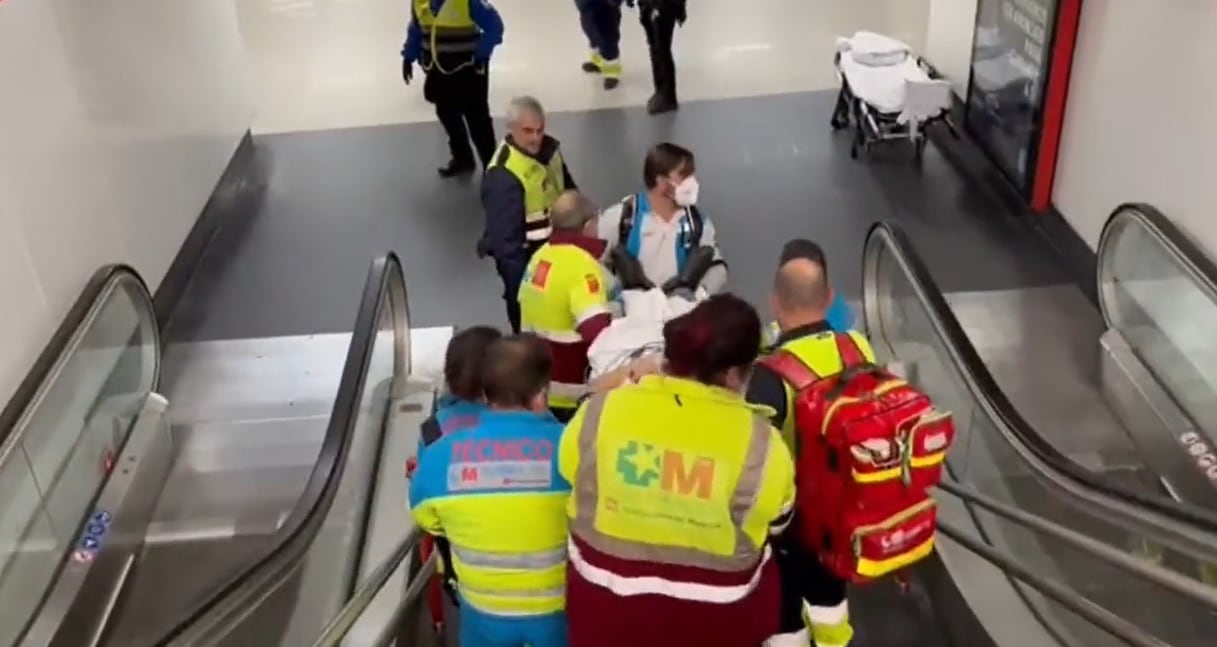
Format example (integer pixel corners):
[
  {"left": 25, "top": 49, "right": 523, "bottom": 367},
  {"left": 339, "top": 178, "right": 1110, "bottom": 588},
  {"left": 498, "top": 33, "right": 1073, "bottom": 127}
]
[
  {"left": 775, "top": 534, "right": 848, "bottom": 633},
  {"left": 639, "top": 3, "right": 679, "bottom": 101},
  {"left": 550, "top": 406, "right": 576, "bottom": 424},
  {"left": 496, "top": 259, "right": 525, "bottom": 334},
  {"left": 423, "top": 65, "right": 496, "bottom": 168}
]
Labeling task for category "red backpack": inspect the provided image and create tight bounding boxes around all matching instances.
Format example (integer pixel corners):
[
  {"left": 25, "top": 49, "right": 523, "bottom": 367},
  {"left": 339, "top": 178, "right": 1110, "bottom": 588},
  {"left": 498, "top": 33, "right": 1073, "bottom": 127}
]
[{"left": 759, "top": 334, "right": 954, "bottom": 584}]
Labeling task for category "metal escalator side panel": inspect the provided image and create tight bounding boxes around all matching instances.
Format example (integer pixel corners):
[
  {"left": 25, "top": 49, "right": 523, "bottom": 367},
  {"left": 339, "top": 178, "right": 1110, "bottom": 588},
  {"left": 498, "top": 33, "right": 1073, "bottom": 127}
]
[
  {"left": 22, "top": 393, "right": 174, "bottom": 647},
  {"left": 156, "top": 252, "right": 412, "bottom": 646},
  {"left": 1099, "top": 329, "right": 1217, "bottom": 505},
  {"left": 859, "top": 221, "right": 1217, "bottom": 552}
]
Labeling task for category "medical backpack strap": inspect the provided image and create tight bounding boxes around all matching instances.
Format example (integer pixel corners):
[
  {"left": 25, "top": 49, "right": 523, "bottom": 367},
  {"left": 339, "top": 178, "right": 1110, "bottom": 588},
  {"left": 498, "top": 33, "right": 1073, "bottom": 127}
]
[
  {"left": 759, "top": 350, "right": 821, "bottom": 391},
  {"left": 618, "top": 194, "right": 643, "bottom": 258},
  {"left": 687, "top": 205, "right": 705, "bottom": 249},
  {"left": 833, "top": 332, "right": 868, "bottom": 368},
  {"left": 617, "top": 195, "right": 635, "bottom": 246}
]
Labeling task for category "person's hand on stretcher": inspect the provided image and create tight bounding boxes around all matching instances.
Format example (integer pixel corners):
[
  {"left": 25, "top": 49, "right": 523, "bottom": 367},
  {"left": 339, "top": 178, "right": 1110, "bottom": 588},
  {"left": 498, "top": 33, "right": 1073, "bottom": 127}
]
[{"left": 587, "top": 354, "right": 664, "bottom": 393}]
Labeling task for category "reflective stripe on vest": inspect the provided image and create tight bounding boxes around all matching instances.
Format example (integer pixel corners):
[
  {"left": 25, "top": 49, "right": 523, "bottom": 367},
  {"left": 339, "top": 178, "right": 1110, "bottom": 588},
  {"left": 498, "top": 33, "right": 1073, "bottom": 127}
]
[
  {"left": 568, "top": 537, "right": 773, "bottom": 604},
  {"left": 451, "top": 544, "right": 566, "bottom": 570},
  {"left": 571, "top": 394, "right": 774, "bottom": 573},
  {"left": 489, "top": 142, "right": 566, "bottom": 242},
  {"left": 449, "top": 542, "right": 567, "bottom": 615},
  {"left": 415, "top": 0, "right": 479, "bottom": 56}
]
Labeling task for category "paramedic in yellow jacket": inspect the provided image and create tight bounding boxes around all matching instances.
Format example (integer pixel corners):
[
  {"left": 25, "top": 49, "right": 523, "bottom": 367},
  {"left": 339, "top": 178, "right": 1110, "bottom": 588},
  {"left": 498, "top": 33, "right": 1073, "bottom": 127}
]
[
  {"left": 519, "top": 190, "right": 612, "bottom": 422},
  {"left": 559, "top": 294, "right": 796, "bottom": 647},
  {"left": 409, "top": 334, "right": 571, "bottom": 647},
  {"left": 746, "top": 241, "right": 877, "bottom": 647},
  {"left": 481, "top": 96, "right": 580, "bottom": 334}
]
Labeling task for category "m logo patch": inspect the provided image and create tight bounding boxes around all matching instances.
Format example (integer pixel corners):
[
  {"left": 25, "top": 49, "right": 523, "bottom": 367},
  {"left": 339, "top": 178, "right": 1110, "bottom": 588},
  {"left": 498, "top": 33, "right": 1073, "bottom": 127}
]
[
  {"left": 585, "top": 273, "right": 601, "bottom": 294},
  {"left": 615, "top": 440, "right": 716, "bottom": 499},
  {"left": 531, "top": 260, "right": 552, "bottom": 288}
]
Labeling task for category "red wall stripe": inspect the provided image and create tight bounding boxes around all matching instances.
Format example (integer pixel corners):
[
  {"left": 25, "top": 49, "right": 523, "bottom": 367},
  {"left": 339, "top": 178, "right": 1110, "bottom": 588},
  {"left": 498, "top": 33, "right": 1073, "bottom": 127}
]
[{"left": 1031, "top": 0, "right": 1084, "bottom": 212}]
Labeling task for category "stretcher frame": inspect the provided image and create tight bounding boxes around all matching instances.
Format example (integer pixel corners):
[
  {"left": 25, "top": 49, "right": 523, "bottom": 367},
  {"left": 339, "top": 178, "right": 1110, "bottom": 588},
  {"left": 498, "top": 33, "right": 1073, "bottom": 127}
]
[{"left": 830, "top": 53, "right": 960, "bottom": 164}]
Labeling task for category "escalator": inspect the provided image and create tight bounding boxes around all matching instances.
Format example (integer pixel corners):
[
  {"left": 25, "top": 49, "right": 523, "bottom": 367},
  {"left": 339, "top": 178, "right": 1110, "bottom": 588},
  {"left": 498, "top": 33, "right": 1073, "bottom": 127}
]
[
  {"left": 2, "top": 253, "right": 429, "bottom": 646},
  {"left": 935, "top": 204, "right": 1217, "bottom": 512},
  {"left": 13, "top": 215, "right": 1217, "bottom": 646},
  {"left": 863, "top": 220, "right": 1217, "bottom": 645},
  {"left": 310, "top": 220, "right": 1217, "bottom": 647}
]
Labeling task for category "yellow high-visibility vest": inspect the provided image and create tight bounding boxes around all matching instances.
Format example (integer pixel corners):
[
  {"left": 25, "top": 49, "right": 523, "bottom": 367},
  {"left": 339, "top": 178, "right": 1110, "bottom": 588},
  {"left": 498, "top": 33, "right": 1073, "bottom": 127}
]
[
  {"left": 559, "top": 376, "right": 795, "bottom": 569},
  {"left": 413, "top": 0, "right": 479, "bottom": 71},
  {"left": 519, "top": 241, "right": 609, "bottom": 409},
  {"left": 488, "top": 141, "right": 567, "bottom": 243}
]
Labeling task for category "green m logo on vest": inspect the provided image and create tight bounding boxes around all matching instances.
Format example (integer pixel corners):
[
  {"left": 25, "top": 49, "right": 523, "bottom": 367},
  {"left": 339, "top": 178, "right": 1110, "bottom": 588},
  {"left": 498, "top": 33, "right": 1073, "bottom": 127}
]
[{"left": 615, "top": 440, "right": 715, "bottom": 499}]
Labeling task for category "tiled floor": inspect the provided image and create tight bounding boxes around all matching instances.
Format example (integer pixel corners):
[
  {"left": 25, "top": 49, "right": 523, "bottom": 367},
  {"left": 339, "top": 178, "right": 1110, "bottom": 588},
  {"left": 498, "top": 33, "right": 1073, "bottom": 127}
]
[
  {"left": 169, "top": 90, "right": 1069, "bottom": 341},
  {"left": 235, "top": 0, "right": 930, "bottom": 134}
]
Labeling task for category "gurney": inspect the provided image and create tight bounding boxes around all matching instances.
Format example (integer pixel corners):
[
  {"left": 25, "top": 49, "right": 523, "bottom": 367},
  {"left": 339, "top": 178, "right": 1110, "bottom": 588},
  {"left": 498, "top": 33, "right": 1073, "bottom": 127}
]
[
  {"left": 831, "top": 31, "right": 957, "bottom": 163},
  {"left": 588, "top": 288, "right": 696, "bottom": 379}
]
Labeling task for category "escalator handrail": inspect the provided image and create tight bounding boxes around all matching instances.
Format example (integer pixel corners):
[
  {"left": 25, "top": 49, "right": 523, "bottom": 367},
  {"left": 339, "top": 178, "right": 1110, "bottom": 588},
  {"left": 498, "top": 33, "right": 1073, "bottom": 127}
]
[
  {"left": 0, "top": 265, "right": 158, "bottom": 453},
  {"left": 311, "top": 526, "right": 432, "bottom": 647},
  {"left": 1096, "top": 202, "right": 1217, "bottom": 331},
  {"left": 937, "top": 480, "right": 1217, "bottom": 610},
  {"left": 157, "top": 252, "right": 410, "bottom": 644},
  {"left": 934, "top": 519, "right": 1168, "bottom": 647},
  {"left": 862, "top": 221, "right": 1217, "bottom": 535}
]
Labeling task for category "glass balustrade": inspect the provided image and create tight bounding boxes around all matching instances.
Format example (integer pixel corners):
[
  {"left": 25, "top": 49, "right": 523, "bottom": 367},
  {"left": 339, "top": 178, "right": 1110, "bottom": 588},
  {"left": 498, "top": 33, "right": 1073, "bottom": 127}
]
[
  {"left": 1099, "top": 206, "right": 1217, "bottom": 456},
  {"left": 864, "top": 224, "right": 1217, "bottom": 646},
  {"left": 0, "top": 269, "right": 158, "bottom": 646}
]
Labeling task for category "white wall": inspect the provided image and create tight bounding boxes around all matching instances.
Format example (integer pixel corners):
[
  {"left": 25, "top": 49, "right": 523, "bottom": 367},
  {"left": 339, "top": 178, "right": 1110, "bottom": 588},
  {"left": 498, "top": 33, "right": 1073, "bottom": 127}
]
[
  {"left": 1053, "top": 1, "right": 1217, "bottom": 253},
  {"left": 0, "top": 0, "right": 251, "bottom": 403},
  {"left": 925, "top": 0, "right": 978, "bottom": 97}
]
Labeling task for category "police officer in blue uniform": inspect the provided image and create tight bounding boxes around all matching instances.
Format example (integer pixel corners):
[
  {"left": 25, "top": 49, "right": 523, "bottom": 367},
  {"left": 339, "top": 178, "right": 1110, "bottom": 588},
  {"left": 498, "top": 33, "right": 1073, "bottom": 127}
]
[{"left": 402, "top": 0, "right": 505, "bottom": 178}]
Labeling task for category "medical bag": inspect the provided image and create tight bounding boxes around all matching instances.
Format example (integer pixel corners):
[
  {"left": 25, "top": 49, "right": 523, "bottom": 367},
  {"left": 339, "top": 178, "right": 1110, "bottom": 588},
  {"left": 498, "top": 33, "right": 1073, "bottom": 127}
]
[{"left": 759, "top": 334, "right": 954, "bottom": 583}]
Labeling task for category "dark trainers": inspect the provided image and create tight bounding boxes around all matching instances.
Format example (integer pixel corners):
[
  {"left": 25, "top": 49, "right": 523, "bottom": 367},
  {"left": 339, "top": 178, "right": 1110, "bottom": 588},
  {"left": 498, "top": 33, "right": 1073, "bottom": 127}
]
[
  {"left": 437, "top": 159, "right": 476, "bottom": 178},
  {"left": 646, "top": 93, "right": 678, "bottom": 114}
]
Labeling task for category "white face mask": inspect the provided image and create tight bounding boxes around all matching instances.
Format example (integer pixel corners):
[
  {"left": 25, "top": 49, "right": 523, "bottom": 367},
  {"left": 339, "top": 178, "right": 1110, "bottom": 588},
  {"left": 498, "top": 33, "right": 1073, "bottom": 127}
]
[{"left": 673, "top": 175, "right": 700, "bottom": 207}]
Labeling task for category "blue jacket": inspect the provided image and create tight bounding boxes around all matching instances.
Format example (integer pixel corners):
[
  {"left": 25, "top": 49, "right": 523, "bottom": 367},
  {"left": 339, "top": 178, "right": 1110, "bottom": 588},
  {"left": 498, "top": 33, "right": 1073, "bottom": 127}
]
[
  {"left": 401, "top": 0, "right": 504, "bottom": 64},
  {"left": 481, "top": 137, "right": 578, "bottom": 268},
  {"left": 408, "top": 409, "right": 571, "bottom": 615},
  {"left": 826, "top": 292, "right": 855, "bottom": 332},
  {"left": 418, "top": 395, "right": 487, "bottom": 454}
]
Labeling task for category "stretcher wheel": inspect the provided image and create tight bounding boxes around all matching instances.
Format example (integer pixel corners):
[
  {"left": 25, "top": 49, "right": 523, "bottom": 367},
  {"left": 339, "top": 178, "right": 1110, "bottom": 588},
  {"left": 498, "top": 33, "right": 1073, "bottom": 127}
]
[
  {"left": 830, "top": 115, "right": 848, "bottom": 131},
  {"left": 850, "top": 141, "right": 859, "bottom": 159}
]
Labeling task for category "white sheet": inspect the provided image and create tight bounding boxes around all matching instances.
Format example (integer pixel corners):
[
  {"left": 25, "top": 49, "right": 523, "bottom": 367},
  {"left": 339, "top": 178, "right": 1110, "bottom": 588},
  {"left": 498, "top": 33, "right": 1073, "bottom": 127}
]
[
  {"left": 835, "top": 31, "right": 951, "bottom": 120},
  {"left": 587, "top": 289, "right": 695, "bottom": 378}
]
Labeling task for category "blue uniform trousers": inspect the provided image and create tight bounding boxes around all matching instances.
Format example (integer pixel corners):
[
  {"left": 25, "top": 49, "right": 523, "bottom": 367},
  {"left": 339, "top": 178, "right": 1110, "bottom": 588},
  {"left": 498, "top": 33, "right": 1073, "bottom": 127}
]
[
  {"left": 575, "top": 0, "right": 622, "bottom": 61},
  {"left": 459, "top": 598, "right": 568, "bottom": 647}
]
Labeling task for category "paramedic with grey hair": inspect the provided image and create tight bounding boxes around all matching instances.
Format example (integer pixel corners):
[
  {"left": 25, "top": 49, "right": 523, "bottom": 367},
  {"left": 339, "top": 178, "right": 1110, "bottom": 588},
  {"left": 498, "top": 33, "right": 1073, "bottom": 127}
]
[{"left": 480, "top": 95, "right": 580, "bottom": 333}]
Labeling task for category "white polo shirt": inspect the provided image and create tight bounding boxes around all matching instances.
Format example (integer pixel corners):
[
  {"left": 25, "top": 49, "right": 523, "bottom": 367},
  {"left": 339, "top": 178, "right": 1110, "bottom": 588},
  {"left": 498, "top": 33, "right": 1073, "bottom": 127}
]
[{"left": 598, "top": 192, "right": 727, "bottom": 293}]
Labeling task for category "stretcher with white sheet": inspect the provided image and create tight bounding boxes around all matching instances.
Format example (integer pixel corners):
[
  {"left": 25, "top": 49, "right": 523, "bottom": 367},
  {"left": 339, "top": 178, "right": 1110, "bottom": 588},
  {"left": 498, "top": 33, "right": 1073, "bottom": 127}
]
[
  {"left": 831, "top": 31, "right": 958, "bottom": 162},
  {"left": 588, "top": 289, "right": 693, "bottom": 379}
]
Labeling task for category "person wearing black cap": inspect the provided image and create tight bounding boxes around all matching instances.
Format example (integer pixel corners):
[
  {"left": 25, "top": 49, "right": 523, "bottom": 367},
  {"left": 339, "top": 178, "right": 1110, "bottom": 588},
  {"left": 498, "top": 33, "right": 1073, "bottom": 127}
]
[{"left": 747, "top": 238, "right": 874, "bottom": 647}]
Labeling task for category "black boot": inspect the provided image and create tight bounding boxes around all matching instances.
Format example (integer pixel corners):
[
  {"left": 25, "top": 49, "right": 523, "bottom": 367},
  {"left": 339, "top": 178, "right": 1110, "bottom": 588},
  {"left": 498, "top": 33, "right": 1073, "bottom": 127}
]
[
  {"left": 661, "top": 246, "right": 716, "bottom": 293},
  {"left": 610, "top": 247, "right": 655, "bottom": 291},
  {"left": 646, "top": 93, "right": 678, "bottom": 115},
  {"left": 437, "top": 158, "right": 476, "bottom": 178},
  {"left": 646, "top": 48, "right": 678, "bottom": 114}
]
